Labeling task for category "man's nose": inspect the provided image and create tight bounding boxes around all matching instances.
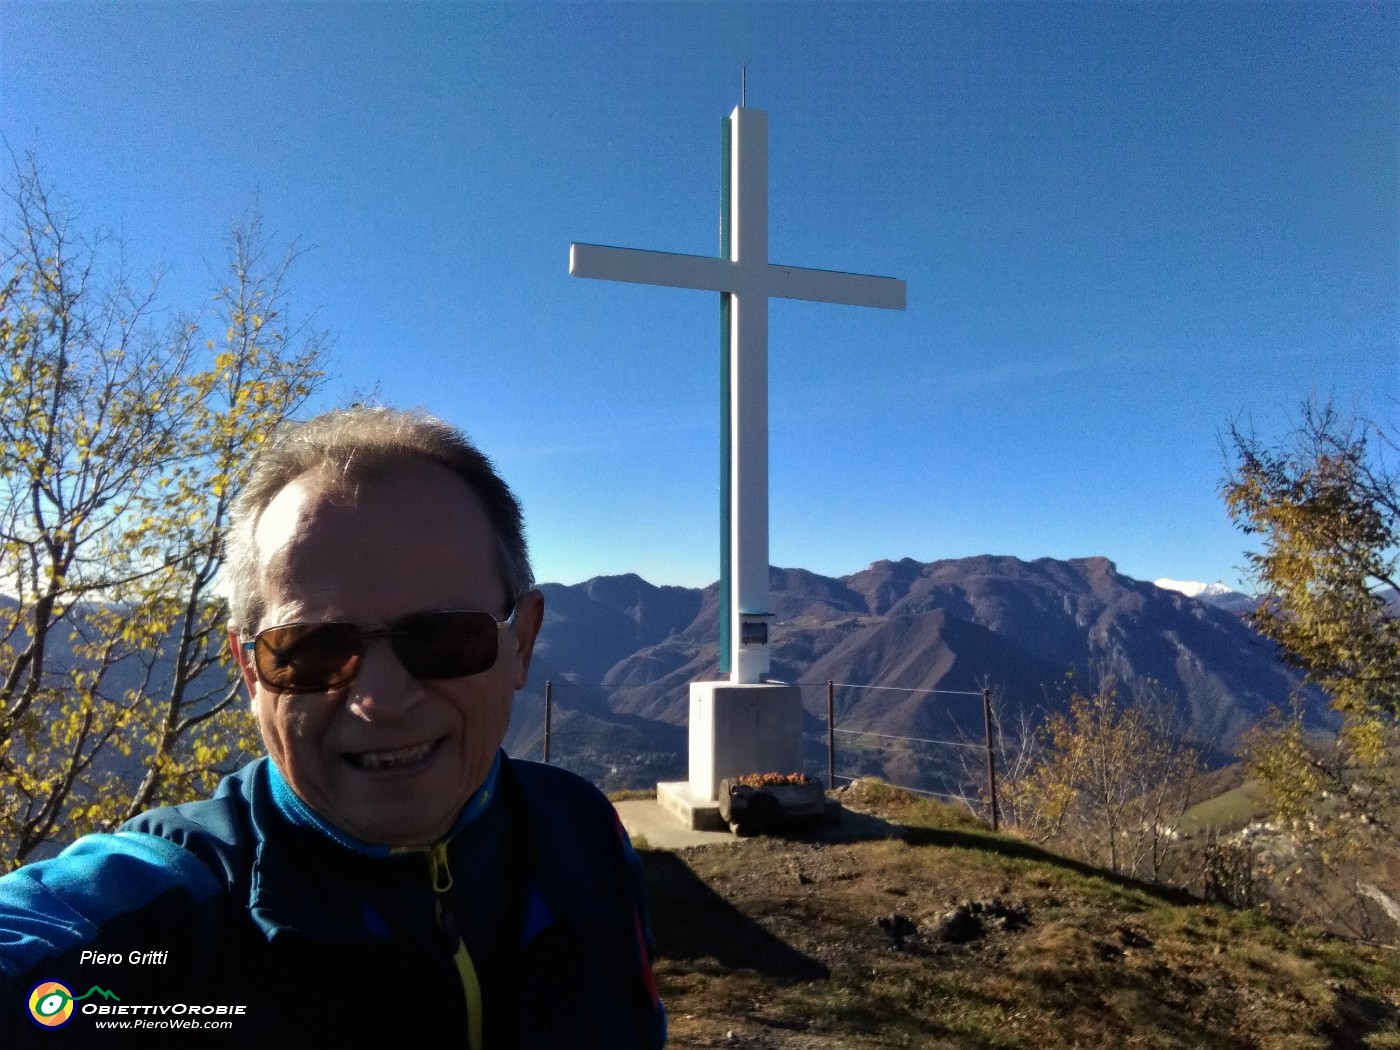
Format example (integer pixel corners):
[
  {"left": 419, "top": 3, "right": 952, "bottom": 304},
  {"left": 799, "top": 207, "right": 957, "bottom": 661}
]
[{"left": 346, "top": 639, "right": 425, "bottom": 720}]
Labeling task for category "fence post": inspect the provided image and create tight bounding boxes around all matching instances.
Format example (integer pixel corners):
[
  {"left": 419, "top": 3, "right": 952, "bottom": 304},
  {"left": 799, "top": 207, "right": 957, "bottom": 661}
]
[
  {"left": 982, "top": 687, "right": 999, "bottom": 831},
  {"left": 827, "top": 680, "right": 836, "bottom": 791},
  {"left": 544, "top": 680, "right": 553, "bottom": 764}
]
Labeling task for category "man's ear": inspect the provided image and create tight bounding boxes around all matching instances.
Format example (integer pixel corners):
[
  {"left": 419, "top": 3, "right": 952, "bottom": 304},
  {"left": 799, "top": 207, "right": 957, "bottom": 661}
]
[
  {"left": 229, "top": 629, "right": 259, "bottom": 700},
  {"left": 511, "top": 589, "right": 546, "bottom": 691}
]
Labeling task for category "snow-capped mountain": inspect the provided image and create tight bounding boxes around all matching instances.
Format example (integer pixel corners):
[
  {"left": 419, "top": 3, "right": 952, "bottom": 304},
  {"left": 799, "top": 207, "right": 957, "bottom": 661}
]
[
  {"left": 1154, "top": 578, "right": 1256, "bottom": 614},
  {"left": 1154, "top": 578, "right": 1238, "bottom": 598}
]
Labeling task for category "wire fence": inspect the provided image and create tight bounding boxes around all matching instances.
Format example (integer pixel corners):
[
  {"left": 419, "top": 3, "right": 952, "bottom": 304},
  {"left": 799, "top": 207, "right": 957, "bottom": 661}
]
[
  {"left": 539, "top": 678, "right": 1001, "bottom": 830},
  {"left": 801, "top": 681, "right": 1000, "bottom": 831}
]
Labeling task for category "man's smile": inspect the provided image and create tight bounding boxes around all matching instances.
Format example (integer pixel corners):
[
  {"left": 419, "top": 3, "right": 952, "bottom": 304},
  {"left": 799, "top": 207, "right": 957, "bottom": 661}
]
[{"left": 342, "top": 738, "right": 442, "bottom": 772}]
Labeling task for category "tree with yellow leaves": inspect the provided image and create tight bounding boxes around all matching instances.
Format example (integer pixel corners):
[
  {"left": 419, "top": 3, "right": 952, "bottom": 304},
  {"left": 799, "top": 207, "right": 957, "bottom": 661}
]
[
  {"left": 0, "top": 155, "right": 326, "bottom": 869},
  {"left": 1001, "top": 671, "right": 1199, "bottom": 882},
  {"left": 1225, "top": 400, "right": 1399, "bottom": 722},
  {"left": 1224, "top": 400, "right": 1400, "bottom": 905}
]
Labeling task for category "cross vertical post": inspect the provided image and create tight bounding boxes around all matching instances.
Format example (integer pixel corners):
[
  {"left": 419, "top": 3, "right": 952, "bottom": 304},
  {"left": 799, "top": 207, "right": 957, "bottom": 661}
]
[{"left": 728, "top": 107, "right": 770, "bottom": 686}]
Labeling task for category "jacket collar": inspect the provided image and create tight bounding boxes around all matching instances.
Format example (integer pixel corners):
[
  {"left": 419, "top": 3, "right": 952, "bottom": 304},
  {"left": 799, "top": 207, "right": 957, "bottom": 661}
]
[{"left": 245, "top": 755, "right": 506, "bottom": 941}]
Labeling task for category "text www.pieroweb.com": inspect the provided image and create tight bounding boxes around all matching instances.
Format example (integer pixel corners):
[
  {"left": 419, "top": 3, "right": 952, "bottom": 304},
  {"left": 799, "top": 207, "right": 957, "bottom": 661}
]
[{"left": 84, "top": 1003, "right": 245, "bottom": 1031}]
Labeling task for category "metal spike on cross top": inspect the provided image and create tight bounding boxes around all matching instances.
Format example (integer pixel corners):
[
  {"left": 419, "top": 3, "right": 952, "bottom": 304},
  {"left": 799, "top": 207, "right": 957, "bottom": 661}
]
[{"left": 569, "top": 103, "right": 906, "bottom": 687}]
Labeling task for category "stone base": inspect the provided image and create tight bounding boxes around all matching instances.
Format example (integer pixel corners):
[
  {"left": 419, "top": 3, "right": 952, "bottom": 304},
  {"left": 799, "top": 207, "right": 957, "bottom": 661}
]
[
  {"left": 656, "top": 780, "right": 726, "bottom": 832},
  {"left": 688, "top": 680, "right": 803, "bottom": 802},
  {"left": 655, "top": 781, "right": 845, "bottom": 835}
]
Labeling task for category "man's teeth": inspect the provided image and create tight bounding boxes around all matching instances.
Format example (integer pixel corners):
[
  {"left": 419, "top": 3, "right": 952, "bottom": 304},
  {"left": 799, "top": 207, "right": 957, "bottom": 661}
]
[{"left": 349, "top": 742, "right": 435, "bottom": 770}]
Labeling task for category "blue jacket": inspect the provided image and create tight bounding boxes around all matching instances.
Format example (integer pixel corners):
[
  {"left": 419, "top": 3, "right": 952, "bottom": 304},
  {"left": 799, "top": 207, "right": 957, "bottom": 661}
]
[{"left": 0, "top": 754, "right": 666, "bottom": 1047}]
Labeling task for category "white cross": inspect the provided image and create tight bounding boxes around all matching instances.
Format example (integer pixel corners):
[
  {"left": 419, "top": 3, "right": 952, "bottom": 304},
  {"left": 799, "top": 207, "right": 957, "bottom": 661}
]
[{"left": 570, "top": 107, "right": 906, "bottom": 685}]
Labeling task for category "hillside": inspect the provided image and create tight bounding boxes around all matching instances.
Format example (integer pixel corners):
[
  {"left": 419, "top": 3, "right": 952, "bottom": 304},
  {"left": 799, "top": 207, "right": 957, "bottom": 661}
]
[
  {"left": 642, "top": 781, "right": 1400, "bottom": 1049},
  {"left": 509, "top": 556, "right": 1323, "bottom": 790}
]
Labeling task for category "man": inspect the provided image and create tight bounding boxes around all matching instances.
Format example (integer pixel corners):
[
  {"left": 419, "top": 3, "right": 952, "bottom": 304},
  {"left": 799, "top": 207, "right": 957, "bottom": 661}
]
[{"left": 0, "top": 407, "right": 667, "bottom": 1047}]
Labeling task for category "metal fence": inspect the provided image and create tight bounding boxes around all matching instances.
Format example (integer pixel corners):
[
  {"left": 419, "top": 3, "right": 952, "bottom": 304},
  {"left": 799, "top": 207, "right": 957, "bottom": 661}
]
[
  {"left": 806, "top": 681, "right": 1000, "bottom": 831},
  {"left": 540, "top": 679, "right": 1001, "bottom": 830}
]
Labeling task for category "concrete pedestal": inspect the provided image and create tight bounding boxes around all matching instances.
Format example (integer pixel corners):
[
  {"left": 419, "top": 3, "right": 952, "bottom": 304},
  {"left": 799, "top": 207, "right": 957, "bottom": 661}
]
[
  {"left": 656, "top": 680, "right": 803, "bottom": 829},
  {"left": 688, "top": 679, "right": 803, "bottom": 799}
]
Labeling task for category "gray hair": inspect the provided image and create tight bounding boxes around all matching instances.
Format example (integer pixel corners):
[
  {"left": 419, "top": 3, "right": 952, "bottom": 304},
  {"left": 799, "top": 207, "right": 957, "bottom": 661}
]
[{"left": 223, "top": 406, "right": 534, "bottom": 635}]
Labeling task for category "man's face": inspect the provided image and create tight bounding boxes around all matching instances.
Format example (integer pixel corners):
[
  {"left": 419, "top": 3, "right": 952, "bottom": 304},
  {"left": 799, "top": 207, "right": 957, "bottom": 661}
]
[{"left": 231, "top": 460, "right": 543, "bottom": 847}]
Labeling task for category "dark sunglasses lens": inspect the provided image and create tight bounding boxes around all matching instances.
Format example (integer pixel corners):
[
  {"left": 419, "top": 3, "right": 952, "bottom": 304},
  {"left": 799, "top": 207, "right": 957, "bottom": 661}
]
[
  {"left": 256, "top": 622, "right": 362, "bottom": 692},
  {"left": 393, "top": 611, "right": 499, "bottom": 679}
]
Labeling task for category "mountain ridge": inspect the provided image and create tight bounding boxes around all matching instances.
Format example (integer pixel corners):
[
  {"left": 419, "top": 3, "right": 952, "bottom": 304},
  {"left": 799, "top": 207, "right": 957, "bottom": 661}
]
[{"left": 507, "top": 554, "right": 1326, "bottom": 791}]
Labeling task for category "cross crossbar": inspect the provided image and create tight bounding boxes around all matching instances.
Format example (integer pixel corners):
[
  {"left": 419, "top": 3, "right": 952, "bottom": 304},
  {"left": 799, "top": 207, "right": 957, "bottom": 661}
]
[{"left": 569, "top": 243, "right": 906, "bottom": 309}]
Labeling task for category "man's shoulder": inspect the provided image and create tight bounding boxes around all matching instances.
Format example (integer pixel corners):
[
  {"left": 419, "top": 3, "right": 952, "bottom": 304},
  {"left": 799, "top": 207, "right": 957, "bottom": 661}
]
[
  {"left": 498, "top": 756, "right": 629, "bottom": 865},
  {"left": 503, "top": 755, "right": 613, "bottom": 809},
  {"left": 120, "top": 759, "right": 266, "bottom": 890},
  {"left": 0, "top": 762, "right": 269, "bottom": 983},
  {"left": 0, "top": 831, "right": 229, "bottom": 984},
  {"left": 497, "top": 757, "right": 666, "bottom": 1048}
]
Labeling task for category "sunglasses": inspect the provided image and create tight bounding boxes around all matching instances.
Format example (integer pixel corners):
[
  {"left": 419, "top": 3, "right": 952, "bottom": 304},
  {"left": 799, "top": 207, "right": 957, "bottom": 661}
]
[{"left": 242, "top": 606, "right": 518, "bottom": 694}]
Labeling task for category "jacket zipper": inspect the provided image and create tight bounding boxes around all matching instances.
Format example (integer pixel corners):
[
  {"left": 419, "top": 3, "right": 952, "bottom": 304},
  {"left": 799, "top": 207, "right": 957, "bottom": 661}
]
[{"left": 429, "top": 842, "right": 483, "bottom": 1050}]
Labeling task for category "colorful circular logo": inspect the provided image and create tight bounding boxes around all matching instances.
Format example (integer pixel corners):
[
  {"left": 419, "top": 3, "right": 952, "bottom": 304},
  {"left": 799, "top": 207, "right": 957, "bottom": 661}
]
[{"left": 28, "top": 981, "right": 75, "bottom": 1028}]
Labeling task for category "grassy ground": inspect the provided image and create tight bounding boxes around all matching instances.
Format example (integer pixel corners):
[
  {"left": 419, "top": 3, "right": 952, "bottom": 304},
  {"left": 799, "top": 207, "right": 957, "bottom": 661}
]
[{"left": 641, "top": 780, "right": 1400, "bottom": 1049}]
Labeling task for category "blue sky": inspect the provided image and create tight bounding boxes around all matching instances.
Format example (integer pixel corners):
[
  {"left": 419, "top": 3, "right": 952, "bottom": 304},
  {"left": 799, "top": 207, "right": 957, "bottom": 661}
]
[{"left": 2, "top": 2, "right": 1395, "bottom": 593}]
